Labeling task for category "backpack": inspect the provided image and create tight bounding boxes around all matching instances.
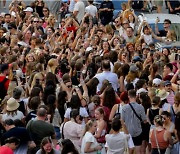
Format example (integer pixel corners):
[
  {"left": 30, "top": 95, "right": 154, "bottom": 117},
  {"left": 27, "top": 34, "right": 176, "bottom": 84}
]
[
  {"left": 0, "top": 78, "right": 8, "bottom": 104},
  {"left": 114, "top": 104, "right": 121, "bottom": 119}
]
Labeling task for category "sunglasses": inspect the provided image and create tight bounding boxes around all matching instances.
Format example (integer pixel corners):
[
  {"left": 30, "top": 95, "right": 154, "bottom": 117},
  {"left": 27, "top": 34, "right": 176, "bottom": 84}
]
[{"left": 33, "top": 21, "right": 39, "bottom": 23}]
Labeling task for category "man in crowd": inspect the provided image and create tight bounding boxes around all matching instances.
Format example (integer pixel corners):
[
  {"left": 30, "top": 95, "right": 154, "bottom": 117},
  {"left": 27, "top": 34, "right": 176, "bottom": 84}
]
[
  {"left": 122, "top": 89, "right": 147, "bottom": 154},
  {"left": 26, "top": 107, "right": 55, "bottom": 153}
]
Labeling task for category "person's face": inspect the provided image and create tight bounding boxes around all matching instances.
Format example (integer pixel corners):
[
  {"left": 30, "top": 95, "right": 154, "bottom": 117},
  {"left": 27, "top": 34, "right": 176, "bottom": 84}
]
[
  {"left": 27, "top": 54, "right": 34, "bottom": 62},
  {"left": 43, "top": 142, "right": 53, "bottom": 153},
  {"left": 95, "top": 110, "right": 102, "bottom": 120},
  {"left": 115, "top": 19, "right": 120, "bottom": 26},
  {"left": 165, "top": 84, "right": 171, "bottom": 92},
  {"left": 38, "top": 20, "right": 43, "bottom": 26},
  {"left": 5, "top": 15, "right": 11, "bottom": 23},
  {"left": 94, "top": 36, "right": 99, "bottom": 44},
  {"left": 163, "top": 66, "right": 170, "bottom": 74},
  {"left": 162, "top": 115, "right": 169, "bottom": 123},
  {"left": 25, "top": 30, "right": 32, "bottom": 39},
  {"left": 126, "top": 28, "right": 133, "bottom": 37},
  {"left": 43, "top": 8, "right": 49, "bottom": 16},
  {"left": 162, "top": 48, "right": 169, "bottom": 56},
  {"left": 128, "top": 44, "right": 134, "bottom": 52},
  {"left": 47, "top": 28, "right": 53, "bottom": 35},
  {"left": 103, "top": 41, "right": 109, "bottom": 50},
  {"left": 60, "top": 19, "right": 65, "bottom": 27},
  {"left": 91, "top": 121, "right": 97, "bottom": 133},
  {"left": 33, "top": 18, "right": 39, "bottom": 27},
  {"left": 0, "top": 29, "right": 4, "bottom": 37},
  {"left": 144, "top": 28, "right": 150, "bottom": 35},
  {"left": 66, "top": 82, "right": 72, "bottom": 90},
  {"left": 163, "top": 22, "right": 170, "bottom": 29},
  {"left": 113, "top": 38, "right": 119, "bottom": 46},
  {"left": 97, "top": 31, "right": 103, "bottom": 38},
  {"left": 9, "top": 143, "right": 19, "bottom": 150},
  {"left": 122, "top": 22, "right": 129, "bottom": 28},
  {"left": 128, "top": 14, "right": 134, "bottom": 22},
  {"left": 121, "top": 53, "right": 127, "bottom": 61}
]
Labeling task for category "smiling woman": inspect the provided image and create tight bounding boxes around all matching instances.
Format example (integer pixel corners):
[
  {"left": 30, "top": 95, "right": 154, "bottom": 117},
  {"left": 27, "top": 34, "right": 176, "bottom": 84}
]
[{"left": 36, "top": 137, "right": 60, "bottom": 154}]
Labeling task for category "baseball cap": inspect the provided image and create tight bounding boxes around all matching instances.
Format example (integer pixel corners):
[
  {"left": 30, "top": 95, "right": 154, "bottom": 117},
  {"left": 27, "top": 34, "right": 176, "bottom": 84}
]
[
  {"left": 153, "top": 78, "right": 162, "bottom": 86},
  {"left": 132, "top": 56, "right": 142, "bottom": 63},
  {"left": 24, "top": 7, "right": 33, "bottom": 12},
  {"left": 129, "top": 64, "right": 139, "bottom": 73},
  {"left": 164, "top": 80, "right": 171, "bottom": 86}
]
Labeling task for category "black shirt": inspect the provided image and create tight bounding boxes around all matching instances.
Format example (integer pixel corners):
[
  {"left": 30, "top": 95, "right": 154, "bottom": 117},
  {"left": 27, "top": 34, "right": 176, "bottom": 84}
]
[
  {"left": 158, "top": 30, "right": 168, "bottom": 37},
  {"left": 1, "top": 127, "right": 31, "bottom": 145}
]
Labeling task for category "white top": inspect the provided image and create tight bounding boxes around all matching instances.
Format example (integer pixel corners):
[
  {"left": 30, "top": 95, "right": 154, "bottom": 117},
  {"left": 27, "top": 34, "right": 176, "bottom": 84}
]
[
  {"left": 94, "top": 71, "right": 119, "bottom": 92},
  {"left": 81, "top": 132, "right": 99, "bottom": 154},
  {"left": 124, "top": 77, "right": 139, "bottom": 88},
  {"left": 64, "top": 107, "right": 89, "bottom": 119},
  {"left": 73, "top": 0, "right": 85, "bottom": 23},
  {"left": 85, "top": 5, "right": 97, "bottom": 17},
  {"left": 2, "top": 110, "right": 24, "bottom": 121},
  {"left": 141, "top": 33, "right": 153, "bottom": 45},
  {"left": 69, "top": 0, "right": 75, "bottom": 12},
  {"left": 61, "top": 121, "right": 83, "bottom": 151},
  {"left": 105, "top": 132, "right": 133, "bottom": 154}
]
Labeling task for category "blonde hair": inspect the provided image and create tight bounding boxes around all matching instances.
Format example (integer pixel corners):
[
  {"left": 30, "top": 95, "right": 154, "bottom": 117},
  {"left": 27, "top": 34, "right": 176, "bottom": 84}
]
[
  {"left": 47, "top": 15, "right": 55, "bottom": 27},
  {"left": 31, "top": 72, "right": 44, "bottom": 89},
  {"left": 126, "top": 71, "right": 139, "bottom": 83},
  {"left": 83, "top": 119, "right": 96, "bottom": 136},
  {"left": 7, "top": 81, "right": 17, "bottom": 97},
  {"left": 47, "top": 58, "right": 58, "bottom": 74}
]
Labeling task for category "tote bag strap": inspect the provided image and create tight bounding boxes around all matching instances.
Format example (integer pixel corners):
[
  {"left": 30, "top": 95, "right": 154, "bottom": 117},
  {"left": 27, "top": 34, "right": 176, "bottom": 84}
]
[{"left": 153, "top": 129, "right": 161, "bottom": 154}]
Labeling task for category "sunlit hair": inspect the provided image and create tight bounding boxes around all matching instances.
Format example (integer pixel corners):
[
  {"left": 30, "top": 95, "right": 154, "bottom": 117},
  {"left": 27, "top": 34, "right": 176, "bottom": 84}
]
[
  {"left": 83, "top": 119, "right": 96, "bottom": 136},
  {"left": 31, "top": 72, "right": 44, "bottom": 90}
]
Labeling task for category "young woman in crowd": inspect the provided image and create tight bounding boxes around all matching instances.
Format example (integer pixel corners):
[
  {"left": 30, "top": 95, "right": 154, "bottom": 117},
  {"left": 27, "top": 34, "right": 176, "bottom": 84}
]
[
  {"left": 36, "top": 137, "right": 60, "bottom": 154},
  {"left": 81, "top": 119, "right": 103, "bottom": 154},
  {"left": 149, "top": 115, "right": 173, "bottom": 154}
]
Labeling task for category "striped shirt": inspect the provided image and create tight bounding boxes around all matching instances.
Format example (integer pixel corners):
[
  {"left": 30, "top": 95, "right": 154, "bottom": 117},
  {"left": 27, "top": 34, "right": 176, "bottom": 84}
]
[{"left": 121, "top": 102, "right": 147, "bottom": 137}]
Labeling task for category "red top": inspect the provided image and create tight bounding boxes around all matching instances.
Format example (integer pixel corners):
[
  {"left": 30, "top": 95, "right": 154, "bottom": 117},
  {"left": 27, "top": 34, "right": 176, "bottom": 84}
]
[
  {"left": 0, "top": 75, "right": 10, "bottom": 90},
  {"left": 150, "top": 129, "right": 169, "bottom": 149},
  {"left": 0, "top": 146, "right": 14, "bottom": 154}
]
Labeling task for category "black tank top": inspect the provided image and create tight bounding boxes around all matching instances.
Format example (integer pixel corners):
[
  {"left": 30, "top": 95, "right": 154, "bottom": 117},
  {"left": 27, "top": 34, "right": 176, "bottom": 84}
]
[{"left": 149, "top": 108, "right": 160, "bottom": 125}]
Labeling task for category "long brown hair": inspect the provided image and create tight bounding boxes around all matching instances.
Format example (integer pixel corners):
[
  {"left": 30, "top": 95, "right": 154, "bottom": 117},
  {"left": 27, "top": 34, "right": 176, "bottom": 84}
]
[{"left": 40, "top": 137, "right": 54, "bottom": 154}]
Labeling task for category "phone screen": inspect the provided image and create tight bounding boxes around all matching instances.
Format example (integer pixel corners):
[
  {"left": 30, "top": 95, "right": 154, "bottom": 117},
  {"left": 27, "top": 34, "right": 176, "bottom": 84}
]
[{"left": 175, "top": 54, "right": 179, "bottom": 61}]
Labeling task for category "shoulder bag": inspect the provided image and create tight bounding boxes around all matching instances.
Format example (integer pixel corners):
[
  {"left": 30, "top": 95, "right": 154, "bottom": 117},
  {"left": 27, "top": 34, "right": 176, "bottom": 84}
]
[{"left": 129, "top": 103, "right": 150, "bottom": 136}]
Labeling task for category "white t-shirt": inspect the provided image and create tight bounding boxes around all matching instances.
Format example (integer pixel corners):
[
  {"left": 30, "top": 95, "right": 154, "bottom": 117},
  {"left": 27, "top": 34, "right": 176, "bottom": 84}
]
[
  {"left": 94, "top": 71, "right": 119, "bottom": 92},
  {"left": 64, "top": 107, "right": 89, "bottom": 119},
  {"left": 141, "top": 33, "right": 153, "bottom": 45},
  {"left": 124, "top": 77, "right": 139, "bottom": 88},
  {"left": 105, "top": 132, "right": 134, "bottom": 154},
  {"left": 73, "top": 1, "right": 85, "bottom": 23},
  {"left": 85, "top": 5, "right": 97, "bottom": 17},
  {"left": 81, "top": 132, "right": 99, "bottom": 154},
  {"left": 2, "top": 110, "right": 24, "bottom": 121},
  {"left": 69, "top": 0, "right": 75, "bottom": 12}
]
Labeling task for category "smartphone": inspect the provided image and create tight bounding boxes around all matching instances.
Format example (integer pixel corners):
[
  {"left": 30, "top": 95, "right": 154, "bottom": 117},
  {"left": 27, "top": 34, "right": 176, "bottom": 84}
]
[
  {"left": 76, "top": 71, "right": 81, "bottom": 79},
  {"left": 114, "top": 30, "right": 119, "bottom": 36},
  {"left": 175, "top": 53, "right": 179, "bottom": 61}
]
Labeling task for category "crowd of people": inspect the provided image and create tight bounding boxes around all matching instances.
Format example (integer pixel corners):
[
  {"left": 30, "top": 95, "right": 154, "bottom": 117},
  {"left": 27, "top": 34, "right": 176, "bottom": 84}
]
[{"left": 0, "top": 0, "right": 180, "bottom": 154}]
